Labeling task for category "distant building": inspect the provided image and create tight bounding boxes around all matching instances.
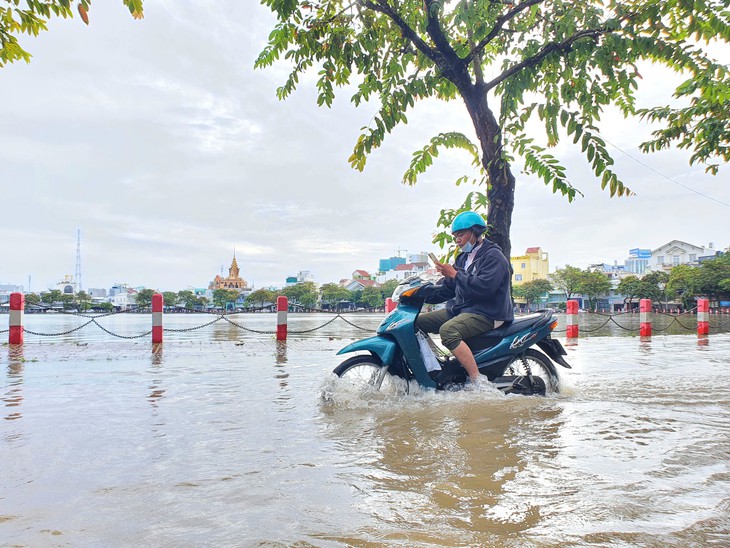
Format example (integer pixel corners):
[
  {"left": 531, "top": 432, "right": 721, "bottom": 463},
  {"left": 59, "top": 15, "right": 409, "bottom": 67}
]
[
  {"left": 588, "top": 262, "right": 628, "bottom": 279},
  {"left": 510, "top": 247, "right": 549, "bottom": 286},
  {"left": 376, "top": 262, "right": 433, "bottom": 284},
  {"left": 345, "top": 279, "right": 381, "bottom": 292},
  {"left": 0, "top": 284, "right": 24, "bottom": 305},
  {"left": 625, "top": 248, "right": 651, "bottom": 275},
  {"left": 286, "top": 270, "right": 315, "bottom": 286},
  {"left": 55, "top": 275, "right": 78, "bottom": 295},
  {"left": 648, "top": 240, "right": 718, "bottom": 272},
  {"left": 379, "top": 256, "right": 406, "bottom": 272},
  {"left": 408, "top": 252, "right": 429, "bottom": 265},
  {"left": 210, "top": 251, "right": 250, "bottom": 291},
  {"left": 352, "top": 270, "right": 374, "bottom": 281}
]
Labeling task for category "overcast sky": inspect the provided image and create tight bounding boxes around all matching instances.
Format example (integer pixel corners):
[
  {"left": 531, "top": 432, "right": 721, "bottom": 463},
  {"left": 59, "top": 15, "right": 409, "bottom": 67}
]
[{"left": 1, "top": 2, "right": 728, "bottom": 293}]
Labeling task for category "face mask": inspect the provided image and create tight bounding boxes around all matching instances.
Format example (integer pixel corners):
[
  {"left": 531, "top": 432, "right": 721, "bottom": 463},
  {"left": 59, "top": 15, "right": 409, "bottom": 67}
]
[{"left": 461, "top": 236, "right": 476, "bottom": 253}]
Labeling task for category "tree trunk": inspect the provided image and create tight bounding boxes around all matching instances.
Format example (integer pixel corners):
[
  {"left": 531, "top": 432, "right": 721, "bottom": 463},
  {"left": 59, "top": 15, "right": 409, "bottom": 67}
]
[{"left": 460, "top": 83, "right": 516, "bottom": 260}]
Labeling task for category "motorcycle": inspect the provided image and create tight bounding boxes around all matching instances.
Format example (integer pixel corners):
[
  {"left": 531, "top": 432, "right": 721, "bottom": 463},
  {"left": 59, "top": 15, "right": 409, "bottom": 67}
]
[{"left": 334, "top": 275, "right": 571, "bottom": 395}]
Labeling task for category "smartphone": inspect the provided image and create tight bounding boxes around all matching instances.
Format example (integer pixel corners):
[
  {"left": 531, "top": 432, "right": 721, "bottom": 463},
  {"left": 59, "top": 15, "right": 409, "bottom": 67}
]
[{"left": 428, "top": 252, "right": 440, "bottom": 265}]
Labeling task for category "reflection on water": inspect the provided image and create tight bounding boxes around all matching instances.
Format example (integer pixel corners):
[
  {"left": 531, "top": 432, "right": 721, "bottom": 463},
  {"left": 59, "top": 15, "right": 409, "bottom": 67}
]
[
  {"left": 1, "top": 317, "right": 729, "bottom": 546},
  {"left": 3, "top": 345, "right": 24, "bottom": 422},
  {"left": 148, "top": 344, "right": 165, "bottom": 408}
]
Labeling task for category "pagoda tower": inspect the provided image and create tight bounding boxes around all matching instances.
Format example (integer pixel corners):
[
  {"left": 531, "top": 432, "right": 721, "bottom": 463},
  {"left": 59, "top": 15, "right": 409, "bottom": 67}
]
[{"left": 210, "top": 249, "right": 249, "bottom": 290}]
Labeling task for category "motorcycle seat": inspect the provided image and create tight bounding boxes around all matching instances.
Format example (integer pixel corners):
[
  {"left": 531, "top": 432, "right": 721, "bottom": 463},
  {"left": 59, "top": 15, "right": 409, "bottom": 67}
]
[{"left": 465, "top": 312, "right": 552, "bottom": 353}]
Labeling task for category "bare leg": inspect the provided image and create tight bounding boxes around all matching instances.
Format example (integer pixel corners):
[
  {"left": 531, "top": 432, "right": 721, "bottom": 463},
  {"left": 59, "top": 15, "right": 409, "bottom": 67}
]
[{"left": 451, "top": 341, "right": 480, "bottom": 380}]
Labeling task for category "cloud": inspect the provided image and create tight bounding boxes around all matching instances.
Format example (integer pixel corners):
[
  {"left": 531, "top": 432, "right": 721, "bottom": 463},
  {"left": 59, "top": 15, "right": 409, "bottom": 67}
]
[{"left": 1, "top": 2, "right": 727, "bottom": 293}]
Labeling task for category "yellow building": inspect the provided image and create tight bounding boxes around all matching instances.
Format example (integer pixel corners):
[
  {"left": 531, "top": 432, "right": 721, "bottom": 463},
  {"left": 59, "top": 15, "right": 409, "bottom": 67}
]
[
  {"left": 511, "top": 247, "right": 549, "bottom": 286},
  {"left": 210, "top": 251, "right": 249, "bottom": 291}
]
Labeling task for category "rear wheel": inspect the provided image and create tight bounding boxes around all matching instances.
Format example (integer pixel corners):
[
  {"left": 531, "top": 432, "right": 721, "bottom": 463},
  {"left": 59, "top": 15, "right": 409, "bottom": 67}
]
[
  {"left": 333, "top": 354, "right": 409, "bottom": 396},
  {"left": 505, "top": 348, "right": 560, "bottom": 393}
]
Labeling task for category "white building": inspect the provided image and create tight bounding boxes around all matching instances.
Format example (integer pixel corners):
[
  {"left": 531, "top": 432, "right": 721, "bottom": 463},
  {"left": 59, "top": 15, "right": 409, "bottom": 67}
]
[
  {"left": 648, "top": 240, "right": 718, "bottom": 272},
  {"left": 111, "top": 292, "right": 133, "bottom": 310},
  {"left": 375, "top": 262, "right": 433, "bottom": 283},
  {"left": 55, "top": 275, "right": 78, "bottom": 295},
  {"left": 345, "top": 279, "right": 381, "bottom": 292},
  {"left": 286, "top": 270, "right": 315, "bottom": 286},
  {"left": 0, "top": 284, "right": 24, "bottom": 305},
  {"left": 408, "top": 252, "right": 429, "bottom": 265}
]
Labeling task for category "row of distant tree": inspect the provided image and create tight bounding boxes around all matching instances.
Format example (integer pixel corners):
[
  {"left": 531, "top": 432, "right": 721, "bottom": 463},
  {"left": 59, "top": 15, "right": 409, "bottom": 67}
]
[
  {"left": 246, "top": 281, "right": 402, "bottom": 311},
  {"left": 20, "top": 280, "right": 404, "bottom": 313},
  {"left": 20, "top": 254, "right": 729, "bottom": 312},
  {"left": 519, "top": 254, "right": 730, "bottom": 310}
]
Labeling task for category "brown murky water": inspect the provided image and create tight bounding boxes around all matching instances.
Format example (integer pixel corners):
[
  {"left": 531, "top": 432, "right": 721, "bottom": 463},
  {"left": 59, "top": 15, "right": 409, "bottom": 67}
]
[{"left": 2, "top": 314, "right": 729, "bottom": 546}]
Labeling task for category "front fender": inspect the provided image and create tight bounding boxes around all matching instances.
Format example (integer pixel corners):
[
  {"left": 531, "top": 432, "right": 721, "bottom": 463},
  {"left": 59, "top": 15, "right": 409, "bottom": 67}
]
[
  {"left": 337, "top": 336, "right": 398, "bottom": 366},
  {"left": 537, "top": 338, "right": 572, "bottom": 369}
]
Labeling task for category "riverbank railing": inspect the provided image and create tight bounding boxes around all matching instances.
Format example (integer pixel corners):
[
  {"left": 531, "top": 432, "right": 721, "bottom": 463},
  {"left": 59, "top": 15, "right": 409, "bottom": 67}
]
[
  {"left": 558, "top": 298, "right": 730, "bottom": 338},
  {"left": 3, "top": 293, "right": 729, "bottom": 345},
  {"left": 2, "top": 294, "right": 378, "bottom": 343}
]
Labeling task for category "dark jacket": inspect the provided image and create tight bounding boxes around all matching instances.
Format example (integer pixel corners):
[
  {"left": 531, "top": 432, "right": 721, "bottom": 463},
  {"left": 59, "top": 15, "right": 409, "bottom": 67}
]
[{"left": 422, "top": 240, "right": 514, "bottom": 322}]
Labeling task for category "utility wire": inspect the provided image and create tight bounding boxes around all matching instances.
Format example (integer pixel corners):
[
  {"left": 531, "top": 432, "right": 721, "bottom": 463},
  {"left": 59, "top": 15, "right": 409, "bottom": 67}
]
[{"left": 602, "top": 137, "right": 730, "bottom": 208}]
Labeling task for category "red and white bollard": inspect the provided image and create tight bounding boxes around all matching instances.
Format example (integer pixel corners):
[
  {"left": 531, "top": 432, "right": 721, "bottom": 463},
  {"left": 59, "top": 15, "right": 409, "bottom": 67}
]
[
  {"left": 9, "top": 292, "right": 24, "bottom": 345},
  {"left": 152, "top": 293, "right": 164, "bottom": 344},
  {"left": 697, "top": 298, "right": 709, "bottom": 336},
  {"left": 566, "top": 300, "right": 579, "bottom": 338},
  {"left": 385, "top": 297, "right": 396, "bottom": 313},
  {"left": 277, "top": 296, "right": 288, "bottom": 341},
  {"left": 640, "top": 298, "right": 652, "bottom": 337}
]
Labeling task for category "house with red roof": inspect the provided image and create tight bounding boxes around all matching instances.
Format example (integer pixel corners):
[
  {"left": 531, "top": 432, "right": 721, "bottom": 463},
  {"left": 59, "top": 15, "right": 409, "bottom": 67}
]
[
  {"left": 345, "top": 279, "right": 381, "bottom": 292},
  {"left": 352, "top": 270, "right": 373, "bottom": 281}
]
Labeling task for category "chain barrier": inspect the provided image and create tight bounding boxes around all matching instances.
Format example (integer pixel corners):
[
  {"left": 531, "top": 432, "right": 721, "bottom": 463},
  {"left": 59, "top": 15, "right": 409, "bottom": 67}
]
[
  {"left": 23, "top": 318, "right": 98, "bottom": 337},
  {"left": 557, "top": 308, "right": 730, "bottom": 334},
  {"left": 650, "top": 317, "right": 680, "bottom": 333},
  {"left": 4, "top": 311, "right": 376, "bottom": 339},
  {"left": 713, "top": 318, "right": 730, "bottom": 329},
  {"left": 165, "top": 316, "right": 227, "bottom": 333},
  {"left": 5, "top": 306, "right": 730, "bottom": 340},
  {"left": 577, "top": 317, "right": 617, "bottom": 333},
  {"left": 91, "top": 320, "right": 152, "bottom": 339},
  {"left": 221, "top": 316, "right": 276, "bottom": 335},
  {"left": 335, "top": 315, "right": 375, "bottom": 332}
]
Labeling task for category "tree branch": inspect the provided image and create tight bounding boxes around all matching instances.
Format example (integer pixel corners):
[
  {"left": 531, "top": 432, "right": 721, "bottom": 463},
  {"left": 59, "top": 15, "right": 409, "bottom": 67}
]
[
  {"left": 483, "top": 27, "right": 609, "bottom": 92},
  {"left": 360, "top": 0, "right": 441, "bottom": 64},
  {"left": 423, "top": 0, "right": 460, "bottom": 61},
  {"left": 464, "top": 0, "right": 546, "bottom": 66}
]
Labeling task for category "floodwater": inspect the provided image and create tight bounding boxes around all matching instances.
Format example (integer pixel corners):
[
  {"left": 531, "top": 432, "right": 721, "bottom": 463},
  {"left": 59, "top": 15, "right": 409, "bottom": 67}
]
[{"left": 2, "top": 313, "right": 729, "bottom": 546}]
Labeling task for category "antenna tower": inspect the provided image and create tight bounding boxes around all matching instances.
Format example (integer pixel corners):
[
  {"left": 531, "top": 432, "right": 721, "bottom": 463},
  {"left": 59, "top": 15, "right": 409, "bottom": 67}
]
[{"left": 74, "top": 229, "right": 83, "bottom": 291}]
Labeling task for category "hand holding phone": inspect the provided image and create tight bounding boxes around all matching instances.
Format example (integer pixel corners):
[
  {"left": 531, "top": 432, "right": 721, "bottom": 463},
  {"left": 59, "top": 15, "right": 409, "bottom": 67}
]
[{"left": 428, "top": 252, "right": 440, "bottom": 265}]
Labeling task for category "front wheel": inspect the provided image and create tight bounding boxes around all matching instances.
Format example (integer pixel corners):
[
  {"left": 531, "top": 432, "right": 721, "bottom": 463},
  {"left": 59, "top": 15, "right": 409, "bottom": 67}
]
[
  {"left": 504, "top": 348, "right": 561, "bottom": 393},
  {"left": 333, "top": 354, "right": 409, "bottom": 396}
]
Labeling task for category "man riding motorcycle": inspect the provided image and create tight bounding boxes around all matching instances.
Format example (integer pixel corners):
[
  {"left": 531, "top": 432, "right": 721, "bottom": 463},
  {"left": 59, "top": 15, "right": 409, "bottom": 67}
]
[{"left": 411, "top": 211, "right": 514, "bottom": 382}]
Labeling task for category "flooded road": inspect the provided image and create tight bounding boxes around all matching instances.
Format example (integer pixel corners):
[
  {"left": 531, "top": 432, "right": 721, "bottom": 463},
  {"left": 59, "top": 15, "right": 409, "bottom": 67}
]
[{"left": 2, "top": 314, "right": 729, "bottom": 546}]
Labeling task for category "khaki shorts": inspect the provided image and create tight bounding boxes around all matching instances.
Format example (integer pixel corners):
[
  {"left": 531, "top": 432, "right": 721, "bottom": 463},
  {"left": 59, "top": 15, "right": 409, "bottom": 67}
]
[{"left": 416, "top": 309, "right": 495, "bottom": 351}]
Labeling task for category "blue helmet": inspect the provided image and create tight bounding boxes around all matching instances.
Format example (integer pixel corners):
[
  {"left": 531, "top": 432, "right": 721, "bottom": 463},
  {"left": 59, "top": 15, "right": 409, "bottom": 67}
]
[{"left": 451, "top": 211, "right": 487, "bottom": 235}]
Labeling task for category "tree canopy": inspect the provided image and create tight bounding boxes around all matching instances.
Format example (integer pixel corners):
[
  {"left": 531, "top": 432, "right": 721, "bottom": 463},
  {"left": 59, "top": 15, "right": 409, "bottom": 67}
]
[
  {"left": 549, "top": 265, "right": 584, "bottom": 299},
  {"left": 578, "top": 270, "right": 613, "bottom": 310},
  {"left": 258, "top": 0, "right": 730, "bottom": 259},
  {"left": 134, "top": 288, "right": 155, "bottom": 310},
  {"left": 0, "top": 1, "right": 143, "bottom": 67},
  {"left": 666, "top": 253, "right": 730, "bottom": 308},
  {"left": 282, "top": 281, "right": 320, "bottom": 308},
  {"left": 513, "top": 278, "right": 552, "bottom": 310}
]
